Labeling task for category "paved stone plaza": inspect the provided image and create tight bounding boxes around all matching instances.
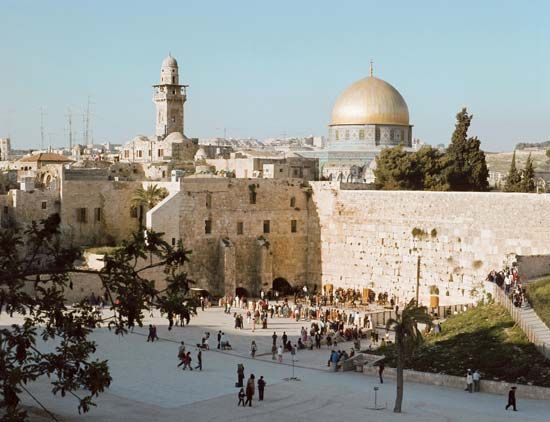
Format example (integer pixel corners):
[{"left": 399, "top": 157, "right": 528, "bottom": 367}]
[{"left": 4, "top": 307, "right": 549, "bottom": 422}]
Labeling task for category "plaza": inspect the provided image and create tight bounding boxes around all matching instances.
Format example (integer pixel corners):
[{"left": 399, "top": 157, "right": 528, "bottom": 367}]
[{"left": 4, "top": 305, "right": 549, "bottom": 422}]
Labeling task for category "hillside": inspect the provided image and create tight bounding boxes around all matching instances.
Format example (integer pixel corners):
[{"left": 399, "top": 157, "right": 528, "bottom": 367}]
[
  {"left": 375, "top": 303, "right": 550, "bottom": 387},
  {"left": 526, "top": 277, "right": 550, "bottom": 330},
  {"left": 485, "top": 149, "right": 550, "bottom": 175}
]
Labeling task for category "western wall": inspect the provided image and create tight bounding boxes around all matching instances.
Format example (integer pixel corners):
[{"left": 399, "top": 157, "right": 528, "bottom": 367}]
[{"left": 309, "top": 182, "right": 550, "bottom": 306}]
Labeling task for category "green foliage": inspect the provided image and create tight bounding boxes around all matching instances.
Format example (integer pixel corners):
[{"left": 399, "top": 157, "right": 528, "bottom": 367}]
[
  {"left": 377, "top": 303, "right": 550, "bottom": 387},
  {"left": 374, "top": 146, "right": 447, "bottom": 190},
  {"left": 0, "top": 215, "right": 194, "bottom": 421},
  {"left": 375, "top": 108, "right": 489, "bottom": 191},
  {"left": 131, "top": 184, "right": 169, "bottom": 210},
  {"left": 505, "top": 152, "right": 536, "bottom": 193},
  {"left": 443, "top": 108, "right": 489, "bottom": 191},
  {"left": 526, "top": 276, "right": 550, "bottom": 329},
  {"left": 520, "top": 153, "right": 536, "bottom": 192},
  {"left": 504, "top": 151, "right": 522, "bottom": 192}
]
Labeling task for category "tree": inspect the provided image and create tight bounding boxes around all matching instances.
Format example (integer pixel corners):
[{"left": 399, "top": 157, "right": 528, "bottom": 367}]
[
  {"left": 520, "top": 153, "right": 536, "bottom": 193},
  {"left": 131, "top": 184, "right": 169, "bottom": 227},
  {"left": 0, "top": 214, "right": 193, "bottom": 421},
  {"left": 374, "top": 146, "right": 423, "bottom": 190},
  {"left": 385, "top": 299, "right": 432, "bottom": 413},
  {"left": 504, "top": 151, "right": 521, "bottom": 192},
  {"left": 444, "top": 108, "right": 489, "bottom": 191},
  {"left": 374, "top": 146, "right": 447, "bottom": 191}
]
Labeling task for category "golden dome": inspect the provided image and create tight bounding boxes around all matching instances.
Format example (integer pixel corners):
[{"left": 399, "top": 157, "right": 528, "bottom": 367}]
[{"left": 330, "top": 76, "right": 409, "bottom": 126}]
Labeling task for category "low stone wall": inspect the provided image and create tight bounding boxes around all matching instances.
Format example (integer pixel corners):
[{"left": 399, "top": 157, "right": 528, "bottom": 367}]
[{"left": 363, "top": 367, "right": 550, "bottom": 401}]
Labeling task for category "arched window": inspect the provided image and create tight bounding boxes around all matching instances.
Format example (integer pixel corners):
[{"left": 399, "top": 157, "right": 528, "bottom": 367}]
[{"left": 335, "top": 130, "right": 339, "bottom": 140}]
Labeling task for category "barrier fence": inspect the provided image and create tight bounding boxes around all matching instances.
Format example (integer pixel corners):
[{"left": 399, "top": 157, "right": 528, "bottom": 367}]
[{"left": 493, "top": 285, "right": 550, "bottom": 360}]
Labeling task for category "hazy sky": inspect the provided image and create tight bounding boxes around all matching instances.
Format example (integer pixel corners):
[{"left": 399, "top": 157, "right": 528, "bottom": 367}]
[{"left": 0, "top": 0, "right": 548, "bottom": 151}]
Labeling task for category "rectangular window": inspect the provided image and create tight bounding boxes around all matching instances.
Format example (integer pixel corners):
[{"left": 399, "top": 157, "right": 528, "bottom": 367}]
[
  {"left": 137, "top": 150, "right": 143, "bottom": 158},
  {"left": 41, "top": 201, "right": 47, "bottom": 209},
  {"left": 76, "top": 208, "right": 87, "bottom": 223},
  {"left": 206, "top": 193, "right": 212, "bottom": 209},
  {"left": 359, "top": 129, "right": 365, "bottom": 140},
  {"left": 130, "top": 207, "right": 138, "bottom": 218},
  {"left": 205, "top": 220, "right": 212, "bottom": 234},
  {"left": 158, "top": 149, "right": 164, "bottom": 157},
  {"left": 263, "top": 220, "right": 270, "bottom": 234},
  {"left": 124, "top": 150, "right": 129, "bottom": 158},
  {"left": 249, "top": 191, "right": 257, "bottom": 204},
  {"left": 94, "top": 207, "right": 102, "bottom": 222},
  {"left": 291, "top": 220, "right": 297, "bottom": 233},
  {"left": 172, "top": 237, "right": 176, "bottom": 246},
  {"left": 335, "top": 130, "right": 339, "bottom": 140},
  {"left": 237, "top": 222, "right": 244, "bottom": 235},
  {"left": 290, "top": 197, "right": 296, "bottom": 207}
]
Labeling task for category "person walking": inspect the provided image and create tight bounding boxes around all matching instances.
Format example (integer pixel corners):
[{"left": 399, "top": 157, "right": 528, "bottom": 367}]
[
  {"left": 147, "top": 324, "right": 155, "bottom": 342},
  {"left": 182, "top": 352, "right": 193, "bottom": 371},
  {"left": 257, "top": 376, "right": 266, "bottom": 401},
  {"left": 505, "top": 386, "right": 517, "bottom": 411},
  {"left": 378, "top": 361, "right": 385, "bottom": 384},
  {"left": 237, "top": 363, "right": 245, "bottom": 387},
  {"left": 282, "top": 331, "right": 288, "bottom": 346},
  {"left": 237, "top": 388, "right": 245, "bottom": 406},
  {"left": 250, "top": 341, "right": 257, "bottom": 358},
  {"left": 176, "top": 341, "right": 186, "bottom": 367},
  {"left": 244, "top": 374, "right": 255, "bottom": 407},
  {"left": 195, "top": 349, "right": 202, "bottom": 371},
  {"left": 465, "top": 370, "right": 473, "bottom": 393},
  {"left": 277, "top": 345, "right": 283, "bottom": 363},
  {"left": 272, "top": 331, "right": 277, "bottom": 346},
  {"left": 271, "top": 344, "right": 277, "bottom": 360},
  {"left": 217, "top": 330, "right": 222, "bottom": 349},
  {"left": 473, "top": 369, "right": 481, "bottom": 392}
]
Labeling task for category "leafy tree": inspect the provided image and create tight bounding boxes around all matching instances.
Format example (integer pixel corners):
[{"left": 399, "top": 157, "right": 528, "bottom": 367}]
[
  {"left": 0, "top": 214, "right": 193, "bottom": 421},
  {"left": 374, "top": 146, "right": 423, "bottom": 190},
  {"left": 131, "top": 184, "right": 169, "bottom": 227},
  {"left": 504, "top": 151, "right": 521, "bottom": 192},
  {"left": 374, "top": 146, "right": 447, "bottom": 191},
  {"left": 386, "top": 299, "right": 432, "bottom": 413},
  {"left": 444, "top": 108, "right": 489, "bottom": 191},
  {"left": 520, "top": 153, "right": 536, "bottom": 193}
]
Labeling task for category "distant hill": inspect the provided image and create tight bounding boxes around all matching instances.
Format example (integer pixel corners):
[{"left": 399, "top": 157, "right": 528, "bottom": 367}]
[{"left": 515, "top": 141, "right": 550, "bottom": 150}]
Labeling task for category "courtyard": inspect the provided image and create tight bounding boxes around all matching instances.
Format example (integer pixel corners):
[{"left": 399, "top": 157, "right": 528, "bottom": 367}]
[{"left": 3, "top": 306, "right": 549, "bottom": 422}]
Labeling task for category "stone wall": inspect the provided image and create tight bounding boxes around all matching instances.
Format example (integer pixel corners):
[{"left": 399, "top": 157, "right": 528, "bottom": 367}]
[
  {"left": 60, "top": 179, "right": 141, "bottom": 247},
  {"left": 309, "top": 182, "right": 550, "bottom": 306},
  {"left": 148, "top": 178, "right": 321, "bottom": 297},
  {"left": 362, "top": 367, "right": 550, "bottom": 400}
]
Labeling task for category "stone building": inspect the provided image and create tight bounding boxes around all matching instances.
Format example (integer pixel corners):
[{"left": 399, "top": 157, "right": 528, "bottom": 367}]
[
  {"left": 299, "top": 66, "right": 414, "bottom": 182},
  {"left": 0, "top": 138, "right": 11, "bottom": 161},
  {"left": 120, "top": 55, "right": 198, "bottom": 165},
  {"left": 147, "top": 178, "right": 321, "bottom": 297}
]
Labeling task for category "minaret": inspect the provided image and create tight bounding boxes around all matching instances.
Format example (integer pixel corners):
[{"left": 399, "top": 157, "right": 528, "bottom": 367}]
[{"left": 153, "top": 54, "right": 187, "bottom": 139}]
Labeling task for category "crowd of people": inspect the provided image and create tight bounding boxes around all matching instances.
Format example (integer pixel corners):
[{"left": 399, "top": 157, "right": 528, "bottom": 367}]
[{"left": 487, "top": 266, "right": 527, "bottom": 308}]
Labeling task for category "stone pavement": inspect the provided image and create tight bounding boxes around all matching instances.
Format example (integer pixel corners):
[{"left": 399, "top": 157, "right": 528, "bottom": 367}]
[{"left": 3, "top": 307, "right": 549, "bottom": 422}]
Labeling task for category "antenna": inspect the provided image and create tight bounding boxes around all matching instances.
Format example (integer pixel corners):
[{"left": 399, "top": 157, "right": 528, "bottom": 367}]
[
  {"left": 84, "top": 96, "right": 91, "bottom": 145},
  {"left": 67, "top": 107, "right": 73, "bottom": 150},
  {"left": 40, "top": 107, "right": 46, "bottom": 150}
]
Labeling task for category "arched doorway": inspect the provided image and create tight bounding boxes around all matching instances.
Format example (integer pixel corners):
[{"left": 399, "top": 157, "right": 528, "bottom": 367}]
[
  {"left": 272, "top": 278, "right": 293, "bottom": 296},
  {"left": 236, "top": 287, "right": 249, "bottom": 298}
]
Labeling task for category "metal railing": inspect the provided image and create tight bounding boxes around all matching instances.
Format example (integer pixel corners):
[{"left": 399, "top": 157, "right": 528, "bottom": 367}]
[{"left": 493, "top": 286, "right": 550, "bottom": 360}]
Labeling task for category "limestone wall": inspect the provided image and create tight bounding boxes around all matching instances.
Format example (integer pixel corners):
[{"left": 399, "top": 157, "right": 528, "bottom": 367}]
[
  {"left": 310, "top": 182, "right": 550, "bottom": 306},
  {"left": 149, "top": 178, "right": 321, "bottom": 297}
]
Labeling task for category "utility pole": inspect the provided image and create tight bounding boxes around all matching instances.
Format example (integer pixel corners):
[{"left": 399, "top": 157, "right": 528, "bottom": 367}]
[{"left": 415, "top": 255, "right": 421, "bottom": 304}]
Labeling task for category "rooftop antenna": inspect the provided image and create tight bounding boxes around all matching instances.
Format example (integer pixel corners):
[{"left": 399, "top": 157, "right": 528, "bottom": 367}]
[
  {"left": 370, "top": 60, "right": 374, "bottom": 77},
  {"left": 66, "top": 107, "right": 73, "bottom": 150},
  {"left": 40, "top": 107, "right": 46, "bottom": 150}
]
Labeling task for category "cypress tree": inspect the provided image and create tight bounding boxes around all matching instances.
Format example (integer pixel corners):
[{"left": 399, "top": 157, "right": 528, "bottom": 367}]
[
  {"left": 504, "top": 151, "right": 521, "bottom": 192},
  {"left": 520, "top": 153, "right": 536, "bottom": 192},
  {"left": 444, "top": 108, "right": 489, "bottom": 191}
]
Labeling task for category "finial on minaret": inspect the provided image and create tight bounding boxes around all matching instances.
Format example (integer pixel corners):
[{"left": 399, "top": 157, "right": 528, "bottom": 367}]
[{"left": 370, "top": 60, "right": 374, "bottom": 77}]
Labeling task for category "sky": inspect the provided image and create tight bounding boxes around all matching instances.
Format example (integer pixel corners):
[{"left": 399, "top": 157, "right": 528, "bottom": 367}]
[{"left": 0, "top": 0, "right": 548, "bottom": 151}]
